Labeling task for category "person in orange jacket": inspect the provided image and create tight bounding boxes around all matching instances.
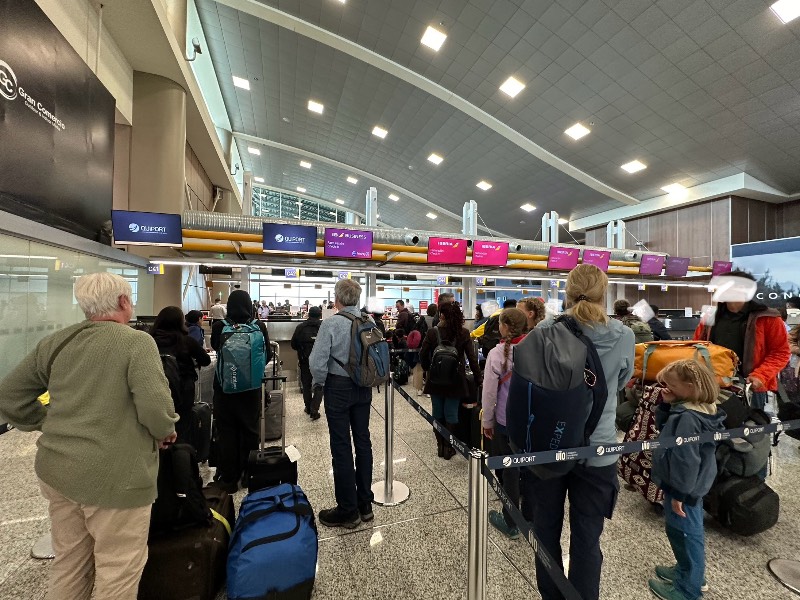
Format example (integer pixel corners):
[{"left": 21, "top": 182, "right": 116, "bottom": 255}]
[{"left": 694, "top": 271, "right": 790, "bottom": 410}]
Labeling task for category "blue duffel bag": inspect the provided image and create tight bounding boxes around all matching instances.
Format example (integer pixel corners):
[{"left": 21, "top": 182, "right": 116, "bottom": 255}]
[{"left": 227, "top": 483, "right": 318, "bottom": 600}]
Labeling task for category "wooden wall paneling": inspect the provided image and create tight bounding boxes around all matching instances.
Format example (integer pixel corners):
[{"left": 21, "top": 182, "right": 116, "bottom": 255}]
[
  {"left": 645, "top": 210, "right": 678, "bottom": 255},
  {"left": 710, "top": 197, "right": 731, "bottom": 262},
  {"left": 677, "top": 202, "right": 711, "bottom": 265},
  {"left": 730, "top": 197, "right": 750, "bottom": 245},
  {"left": 777, "top": 200, "right": 800, "bottom": 238},
  {"left": 745, "top": 197, "right": 766, "bottom": 243}
]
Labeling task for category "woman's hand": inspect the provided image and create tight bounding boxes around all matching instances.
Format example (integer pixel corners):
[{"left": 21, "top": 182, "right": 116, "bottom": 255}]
[
  {"left": 671, "top": 498, "right": 686, "bottom": 518},
  {"left": 482, "top": 426, "right": 494, "bottom": 440}
]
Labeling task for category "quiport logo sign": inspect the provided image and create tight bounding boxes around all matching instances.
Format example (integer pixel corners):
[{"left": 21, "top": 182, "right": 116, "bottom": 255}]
[
  {"left": 111, "top": 211, "right": 183, "bottom": 247},
  {"left": 263, "top": 223, "right": 317, "bottom": 255}
]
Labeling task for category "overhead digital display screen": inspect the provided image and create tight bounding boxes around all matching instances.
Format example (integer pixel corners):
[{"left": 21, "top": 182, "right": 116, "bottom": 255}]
[
  {"left": 547, "top": 246, "right": 580, "bottom": 270},
  {"left": 471, "top": 240, "right": 509, "bottom": 266},
  {"left": 639, "top": 254, "right": 666, "bottom": 275},
  {"left": 427, "top": 237, "right": 468, "bottom": 265},
  {"left": 111, "top": 210, "right": 183, "bottom": 247},
  {"left": 712, "top": 260, "right": 733, "bottom": 276},
  {"left": 262, "top": 223, "right": 317, "bottom": 255},
  {"left": 581, "top": 249, "right": 611, "bottom": 272},
  {"left": 324, "top": 228, "right": 373, "bottom": 259},
  {"left": 664, "top": 256, "right": 690, "bottom": 277}
]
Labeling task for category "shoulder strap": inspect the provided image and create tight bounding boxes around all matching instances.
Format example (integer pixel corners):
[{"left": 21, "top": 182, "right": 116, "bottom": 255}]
[
  {"left": 435, "top": 327, "right": 442, "bottom": 346},
  {"left": 47, "top": 324, "right": 92, "bottom": 379},
  {"left": 210, "top": 508, "right": 232, "bottom": 536}
]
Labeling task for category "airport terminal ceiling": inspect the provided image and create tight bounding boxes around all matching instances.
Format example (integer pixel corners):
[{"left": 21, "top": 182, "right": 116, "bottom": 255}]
[{"left": 195, "top": 0, "right": 800, "bottom": 238}]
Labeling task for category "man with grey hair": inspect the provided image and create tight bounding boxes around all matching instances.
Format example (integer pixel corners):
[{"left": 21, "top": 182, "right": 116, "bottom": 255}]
[
  {"left": 432, "top": 291, "right": 455, "bottom": 327},
  {"left": 310, "top": 278, "right": 376, "bottom": 528},
  {"left": 0, "top": 272, "right": 178, "bottom": 600}
]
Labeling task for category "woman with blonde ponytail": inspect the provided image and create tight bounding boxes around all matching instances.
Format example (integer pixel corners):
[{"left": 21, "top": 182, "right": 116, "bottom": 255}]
[
  {"left": 481, "top": 307, "right": 529, "bottom": 539},
  {"left": 525, "top": 264, "right": 635, "bottom": 600}
]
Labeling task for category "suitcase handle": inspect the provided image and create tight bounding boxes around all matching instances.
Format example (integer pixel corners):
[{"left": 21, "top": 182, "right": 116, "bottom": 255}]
[{"left": 262, "top": 376, "right": 288, "bottom": 382}]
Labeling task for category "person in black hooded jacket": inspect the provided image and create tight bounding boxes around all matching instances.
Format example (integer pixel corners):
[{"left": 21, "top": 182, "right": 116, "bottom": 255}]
[
  {"left": 150, "top": 306, "right": 211, "bottom": 442},
  {"left": 210, "top": 290, "right": 271, "bottom": 492}
]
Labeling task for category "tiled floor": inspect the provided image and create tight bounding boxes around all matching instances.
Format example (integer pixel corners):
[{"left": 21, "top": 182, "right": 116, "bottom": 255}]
[{"left": 1, "top": 385, "right": 800, "bottom": 599}]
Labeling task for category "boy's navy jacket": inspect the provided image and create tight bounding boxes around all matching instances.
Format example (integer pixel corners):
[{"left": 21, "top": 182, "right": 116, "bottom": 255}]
[{"left": 652, "top": 402, "right": 726, "bottom": 505}]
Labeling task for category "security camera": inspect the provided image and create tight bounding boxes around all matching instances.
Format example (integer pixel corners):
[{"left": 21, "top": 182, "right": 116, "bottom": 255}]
[{"left": 186, "top": 38, "right": 202, "bottom": 62}]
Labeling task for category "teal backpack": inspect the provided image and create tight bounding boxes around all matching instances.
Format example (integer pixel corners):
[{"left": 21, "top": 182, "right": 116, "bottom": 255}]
[{"left": 216, "top": 319, "right": 267, "bottom": 394}]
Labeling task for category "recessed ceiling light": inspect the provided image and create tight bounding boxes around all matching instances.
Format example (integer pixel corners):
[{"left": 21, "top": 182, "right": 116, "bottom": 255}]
[
  {"left": 347, "top": 176, "right": 358, "bottom": 184},
  {"left": 254, "top": 176, "right": 264, "bottom": 183},
  {"left": 296, "top": 186, "right": 306, "bottom": 193},
  {"left": 421, "top": 26, "right": 447, "bottom": 51},
  {"left": 520, "top": 203, "right": 536, "bottom": 212},
  {"left": 499, "top": 76, "right": 525, "bottom": 98},
  {"left": 621, "top": 160, "right": 647, "bottom": 173},
  {"left": 388, "top": 193, "right": 399, "bottom": 201},
  {"left": 661, "top": 183, "right": 688, "bottom": 198},
  {"left": 308, "top": 100, "right": 324, "bottom": 114},
  {"left": 300, "top": 161, "right": 311, "bottom": 169},
  {"left": 476, "top": 180, "right": 493, "bottom": 191},
  {"left": 232, "top": 75, "right": 250, "bottom": 90},
  {"left": 558, "top": 218, "right": 569, "bottom": 225},
  {"left": 426, "top": 212, "right": 437, "bottom": 219},
  {"left": 771, "top": 0, "right": 800, "bottom": 23},
  {"left": 427, "top": 153, "right": 444, "bottom": 165},
  {"left": 335, "top": 199, "right": 345, "bottom": 205},
  {"left": 248, "top": 147, "right": 260, "bottom": 155},
  {"left": 565, "top": 123, "right": 591, "bottom": 140},
  {"left": 372, "top": 126, "right": 388, "bottom": 139}
]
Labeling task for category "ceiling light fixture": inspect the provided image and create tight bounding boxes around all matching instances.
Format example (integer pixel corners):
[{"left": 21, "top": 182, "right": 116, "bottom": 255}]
[
  {"left": 565, "top": 123, "right": 591, "bottom": 140},
  {"left": 254, "top": 176, "right": 264, "bottom": 183},
  {"left": 296, "top": 186, "right": 306, "bottom": 193},
  {"left": 558, "top": 218, "right": 569, "bottom": 225},
  {"left": 308, "top": 100, "right": 324, "bottom": 114},
  {"left": 771, "top": 0, "right": 800, "bottom": 23},
  {"left": 335, "top": 199, "right": 345, "bottom": 205},
  {"left": 372, "top": 126, "right": 388, "bottom": 139},
  {"left": 300, "top": 161, "right": 311, "bottom": 169},
  {"left": 427, "top": 153, "right": 444, "bottom": 165},
  {"left": 621, "top": 160, "right": 647, "bottom": 173},
  {"left": 248, "top": 147, "right": 261, "bottom": 155},
  {"left": 388, "top": 193, "right": 399, "bottom": 201},
  {"left": 476, "top": 180, "right": 493, "bottom": 191},
  {"left": 426, "top": 212, "right": 438, "bottom": 219},
  {"left": 421, "top": 26, "right": 447, "bottom": 51},
  {"left": 347, "top": 176, "right": 358, "bottom": 184},
  {"left": 232, "top": 75, "right": 250, "bottom": 90},
  {"left": 520, "top": 203, "right": 536, "bottom": 212},
  {"left": 661, "top": 183, "right": 688, "bottom": 198},
  {"left": 499, "top": 76, "right": 526, "bottom": 98}
]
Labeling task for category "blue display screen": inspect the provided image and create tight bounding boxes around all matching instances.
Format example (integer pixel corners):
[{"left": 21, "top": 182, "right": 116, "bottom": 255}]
[
  {"left": 111, "top": 210, "right": 183, "bottom": 247},
  {"left": 262, "top": 223, "right": 317, "bottom": 255}
]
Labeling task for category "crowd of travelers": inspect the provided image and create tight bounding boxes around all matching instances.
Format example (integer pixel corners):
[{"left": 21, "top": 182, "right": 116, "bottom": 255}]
[{"left": 0, "top": 266, "right": 796, "bottom": 600}]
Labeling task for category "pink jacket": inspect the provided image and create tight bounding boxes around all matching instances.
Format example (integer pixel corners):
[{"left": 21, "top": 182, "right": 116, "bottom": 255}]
[{"left": 481, "top": 335, "right": 525, "bottom": 428}]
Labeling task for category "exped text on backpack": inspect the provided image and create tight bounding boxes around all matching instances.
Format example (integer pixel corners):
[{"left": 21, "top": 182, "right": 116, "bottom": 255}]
[
  {"left": 333, "top": 311, "right": 390, "bottom": 387},
  {"left": 506, "top": 316, "right": 607, "bottom": 478},
  {"left": 427, "top": 328, "right": 461, "bottom": 386},
  {"left": 216, "top": 319, "right": 267, "bottom": 394}
]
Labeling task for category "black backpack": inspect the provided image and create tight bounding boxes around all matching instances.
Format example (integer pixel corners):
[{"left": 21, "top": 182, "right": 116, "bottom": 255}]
[
  {"left": 150, "top": 443, "right": 211, "bottom": 535},
  {"left": 160, "top": 353, "right": 183, "bottom": 410},
  {"left": 295, "top": 320, "right": 321, "bottom": 364},
  {"left": 427, "top": 328, "right": 461, "bottom": 386},
  {"left": 478, "top": 314, "right": 501, "bottom": 356},
  {"left": 410, "top": 313, "right": 429, "bottom": 336},
  {"left": 704, "top": 475, "right": 779, "bottom": 536},
  {"left": 392, "top": 357, "right": 410, "bottom": 385},
  {"left": 506, "top": 316, "right": 607, "bottom": 479}
]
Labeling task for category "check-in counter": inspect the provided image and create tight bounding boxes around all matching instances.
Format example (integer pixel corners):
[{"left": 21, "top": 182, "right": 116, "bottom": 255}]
[{"left": 263, "top": 317, "right": 305, "bottom": 382}]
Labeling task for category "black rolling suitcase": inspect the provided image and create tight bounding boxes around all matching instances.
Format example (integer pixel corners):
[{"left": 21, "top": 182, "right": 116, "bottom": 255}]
[
  {"left": 458, "top": 371, "right": 483, "bottom": 450},
  {"left": 246, "top": 375, "right": 298, "bottom": 492},
  {"left": 138, "top": 486, "right": 235, "bottom": 600},
  {"left": 189, "top": 401, "right": 212, "bottom": 462}
]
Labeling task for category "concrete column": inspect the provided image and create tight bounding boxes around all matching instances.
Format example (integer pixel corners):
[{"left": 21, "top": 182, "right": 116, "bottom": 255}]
[
  {"left": 163, "top": 0, "right": 188, "bottom": 51},
  {"left": 128, "top": 71, "right": 187, "bottom": 311}
]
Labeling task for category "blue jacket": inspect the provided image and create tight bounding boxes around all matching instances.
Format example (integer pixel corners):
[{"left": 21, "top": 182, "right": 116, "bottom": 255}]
[{"left": 652, "top": 403, "right": 726, "bottom": 505}]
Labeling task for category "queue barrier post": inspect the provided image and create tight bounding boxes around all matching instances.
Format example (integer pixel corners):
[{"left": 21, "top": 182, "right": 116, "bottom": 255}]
[
  {"left": 467, "top": 448, "right": 488, "bottom": 600},
  {"left": 371, "top": 376, "right": 410, "bottom": 506}
]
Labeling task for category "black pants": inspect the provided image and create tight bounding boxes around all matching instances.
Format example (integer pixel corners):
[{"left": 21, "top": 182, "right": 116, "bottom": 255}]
[
  {"left": 212, "top": 388, "right": 261, "bottom": 485},
  {"left": 299, "top": 363, "right": 313, "bottom": 412},
  {"left": 175, "top": 379, "right": 196, "bottom": 445}
]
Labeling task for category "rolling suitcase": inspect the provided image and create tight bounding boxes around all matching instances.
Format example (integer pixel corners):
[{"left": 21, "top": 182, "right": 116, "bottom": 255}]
[
  {"left": 138, "top": 486, "right": 234, "bottom": 600},
  {"left": 264, "top": 341, "right": 283, "bottom": 391},
  {"left": 190, "top": 401, "right": 212, "bottom": 462},
  {"left": 247, "top": 375, "right": 298, "bottom": 493}
]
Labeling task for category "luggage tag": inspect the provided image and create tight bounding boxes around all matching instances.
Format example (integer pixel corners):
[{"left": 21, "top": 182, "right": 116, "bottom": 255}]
[
  {"left": 285, "top": 445, "right": 301, "bottom": 463},
  {"left": 631, "top": 300, "right": 654, "bottom": 322},
  {"left": 700, "top": 305, "right": 717, "bottom": 327}
]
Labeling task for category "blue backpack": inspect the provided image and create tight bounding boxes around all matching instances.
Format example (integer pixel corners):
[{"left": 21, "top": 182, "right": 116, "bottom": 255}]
[
  {"left": 506, "top": 316, "right": 607, "bottom": 479},
  {"left": 333, "top": 311, "right": 390, "bottom": 387},
  {"left": 227, "top": 484, "right": 317, "bottom": 600},
  {"left": 216, "top": 319, "right": 267, "bottom": 394}
]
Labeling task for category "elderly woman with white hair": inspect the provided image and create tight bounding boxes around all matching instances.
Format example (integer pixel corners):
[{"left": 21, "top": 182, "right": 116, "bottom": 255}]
[{"left": 0, "top": 272, "right": 178, "bottom": 600}]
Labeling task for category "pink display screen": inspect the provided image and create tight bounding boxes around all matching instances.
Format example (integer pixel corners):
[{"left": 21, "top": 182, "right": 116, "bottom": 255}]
[
  {"left": 664, "top": 257, "right": 690, "bottom": 277},
  {"left": 427, "top": 237, "right": 468, "bottom": 264},
  {"left": 712, "top": 261, "right": 733, "bottom": 276},
  {"left": 582, "top": 249, "right": 611, "bottom": 272},
  {"left": 639, "top": 254, "right": 666, "bottom": 275},
  {"left": 471, "top": 240, "right": 509, "bottom": 266},
  {"left": 324, "top": 228, "right": 373, "bottom": 259},
  {"left": 547, "top": 246, "right": 580, "bottom": 270}
]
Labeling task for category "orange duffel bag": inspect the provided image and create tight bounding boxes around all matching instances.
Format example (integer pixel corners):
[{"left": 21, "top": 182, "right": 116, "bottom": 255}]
[{"left": 634, "top": 341, "right": 738, "bottom": 384}]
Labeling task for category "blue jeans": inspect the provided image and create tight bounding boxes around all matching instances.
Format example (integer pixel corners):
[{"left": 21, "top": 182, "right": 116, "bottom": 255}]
[
  {"left": 527, "top": 463, "right": 618, "bottom": 600},
  {"left": 324, "top": 375, "right": 374, "bottom": 514},
  {"left": 664, "top": 492, "right": 705, "bottom": 600},
  {"left": 492, "top": 424, "right": 535, "bottom": 527},
  {"left": 430, "top": 394, "right": 460, "bottom": 424}
]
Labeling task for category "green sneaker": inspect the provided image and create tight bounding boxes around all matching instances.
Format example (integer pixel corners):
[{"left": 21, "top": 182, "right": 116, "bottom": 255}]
[
  {"left": 655, "top": 565, "right": 709, "bottom": 592},
  {"left": 488, "top": 510, "right": 520, "bottom": 540},
  {"left": 648, "top": 578, "right": 690, "bottom": 600}
]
